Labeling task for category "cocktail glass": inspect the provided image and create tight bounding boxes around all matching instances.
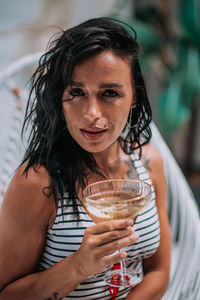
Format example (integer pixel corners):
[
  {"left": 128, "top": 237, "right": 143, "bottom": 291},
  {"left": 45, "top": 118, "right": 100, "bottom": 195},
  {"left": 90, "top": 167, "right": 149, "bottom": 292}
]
[{"left": 83, "top": 179, "right": 151, "bottom": 287}]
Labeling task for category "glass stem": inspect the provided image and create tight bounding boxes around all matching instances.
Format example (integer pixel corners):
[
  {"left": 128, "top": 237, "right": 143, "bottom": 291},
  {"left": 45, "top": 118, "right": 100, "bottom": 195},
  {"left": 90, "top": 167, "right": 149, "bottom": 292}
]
[{"left": 119, "top": 248, "right": 127, "bottom": 279}]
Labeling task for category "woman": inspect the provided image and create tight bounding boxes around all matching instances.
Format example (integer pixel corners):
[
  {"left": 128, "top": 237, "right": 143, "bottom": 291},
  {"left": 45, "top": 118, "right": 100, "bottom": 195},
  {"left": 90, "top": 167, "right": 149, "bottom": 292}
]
[{"left": 0, "top": 17, "right": 171, "bottom": 299}]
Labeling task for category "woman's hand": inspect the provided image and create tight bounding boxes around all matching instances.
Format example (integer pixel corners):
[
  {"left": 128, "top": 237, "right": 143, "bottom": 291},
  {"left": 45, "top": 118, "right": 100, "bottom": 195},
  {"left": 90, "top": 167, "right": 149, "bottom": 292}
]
[{"left": 72, "top": 218, "right": 139, "bottom": 278}]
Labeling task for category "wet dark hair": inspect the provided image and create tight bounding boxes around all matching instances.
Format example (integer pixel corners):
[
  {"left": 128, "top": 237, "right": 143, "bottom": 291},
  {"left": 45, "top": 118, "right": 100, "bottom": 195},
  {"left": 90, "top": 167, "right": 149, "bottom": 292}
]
[{"left": 21, "top": 17, "right": 152, "bottom": 214}]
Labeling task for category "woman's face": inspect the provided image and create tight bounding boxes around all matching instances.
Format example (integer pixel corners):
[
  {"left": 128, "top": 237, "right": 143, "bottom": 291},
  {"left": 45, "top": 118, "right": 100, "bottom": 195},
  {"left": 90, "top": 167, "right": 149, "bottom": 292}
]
[{"left": 62, "top": 50, "right": 135, "bottom": 154}]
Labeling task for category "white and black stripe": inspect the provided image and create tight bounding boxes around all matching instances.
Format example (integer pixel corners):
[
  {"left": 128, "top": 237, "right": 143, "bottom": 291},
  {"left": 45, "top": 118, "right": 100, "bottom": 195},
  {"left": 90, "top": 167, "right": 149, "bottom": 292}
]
[{"left": 37, "top": 152, "right": 160, "bottom": 299}]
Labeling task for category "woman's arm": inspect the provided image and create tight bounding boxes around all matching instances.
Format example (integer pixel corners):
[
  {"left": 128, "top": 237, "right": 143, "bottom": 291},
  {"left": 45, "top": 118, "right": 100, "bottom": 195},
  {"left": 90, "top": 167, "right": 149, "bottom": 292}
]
[
  {"left": 126, "top": 144, "right": 171, "bottom": 300},
  {"left": 0, "top": 164, "right": 138, "bottom": 300}
]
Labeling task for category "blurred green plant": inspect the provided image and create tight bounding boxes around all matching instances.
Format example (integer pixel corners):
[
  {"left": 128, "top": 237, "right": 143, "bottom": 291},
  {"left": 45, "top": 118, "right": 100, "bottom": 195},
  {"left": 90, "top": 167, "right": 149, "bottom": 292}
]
[{"left": 108, "top": 0, "right": 200, "bottom": 139}]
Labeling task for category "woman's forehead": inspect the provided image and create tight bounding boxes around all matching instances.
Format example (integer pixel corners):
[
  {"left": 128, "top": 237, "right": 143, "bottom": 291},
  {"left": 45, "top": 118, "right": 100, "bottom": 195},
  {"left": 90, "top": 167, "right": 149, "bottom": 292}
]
[{"left": 71, "top": 51, "right": 132, "bottom": 82}]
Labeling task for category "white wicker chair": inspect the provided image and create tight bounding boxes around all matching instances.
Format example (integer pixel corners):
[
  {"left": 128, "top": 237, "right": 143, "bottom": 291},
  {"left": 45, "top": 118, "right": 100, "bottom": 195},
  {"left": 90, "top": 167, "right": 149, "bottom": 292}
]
[
  {"left": 150, "top": 123, "right": 200, "bottom": 300},
  {"left": 0, "top": 53, "right": 200, "bottom": 299}
]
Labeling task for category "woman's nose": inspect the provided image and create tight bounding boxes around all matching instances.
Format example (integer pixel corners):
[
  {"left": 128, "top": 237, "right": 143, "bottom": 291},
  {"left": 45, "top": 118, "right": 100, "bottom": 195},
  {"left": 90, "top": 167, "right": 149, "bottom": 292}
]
[{"left": 83, "top": 98, "right": 102, "bottom": 122}]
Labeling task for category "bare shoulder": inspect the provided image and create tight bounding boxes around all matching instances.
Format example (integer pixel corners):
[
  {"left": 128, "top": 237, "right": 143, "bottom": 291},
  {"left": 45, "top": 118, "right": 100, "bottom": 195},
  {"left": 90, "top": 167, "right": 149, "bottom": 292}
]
[
  {"left": 1, "top": 161, "right": 56, "bottom": 229},
  {"left": 141, "top": 143, "right": 163, "bottom": 169},
  {"left": 14, "top": 161, "right": 51, "bottom": 190},
  {"left": 140, "top": 143, "right": 165, "bottom": 187}
]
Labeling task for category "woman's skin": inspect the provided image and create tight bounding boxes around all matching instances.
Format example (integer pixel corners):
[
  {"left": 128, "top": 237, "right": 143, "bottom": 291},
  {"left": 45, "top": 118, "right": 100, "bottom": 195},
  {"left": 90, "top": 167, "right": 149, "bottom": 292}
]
[
  {"left": 62, "top": 51, "right": 134, "bottom": 156},
  {"left": 0, "top": 50, "right": 170, "bottom": 300}
]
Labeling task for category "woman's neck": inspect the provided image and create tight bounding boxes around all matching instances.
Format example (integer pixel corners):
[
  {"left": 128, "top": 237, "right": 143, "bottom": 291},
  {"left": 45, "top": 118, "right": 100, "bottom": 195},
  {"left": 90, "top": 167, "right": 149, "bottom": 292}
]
[{"left": 91, "top": 141, "right": 121, "bottom": 172}]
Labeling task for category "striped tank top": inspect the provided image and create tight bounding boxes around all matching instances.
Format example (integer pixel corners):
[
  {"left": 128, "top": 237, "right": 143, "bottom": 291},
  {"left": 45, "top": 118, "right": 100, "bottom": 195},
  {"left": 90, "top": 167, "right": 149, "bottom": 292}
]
[{"left": 36, "top": 152, "right": 160, "bottom": 299}]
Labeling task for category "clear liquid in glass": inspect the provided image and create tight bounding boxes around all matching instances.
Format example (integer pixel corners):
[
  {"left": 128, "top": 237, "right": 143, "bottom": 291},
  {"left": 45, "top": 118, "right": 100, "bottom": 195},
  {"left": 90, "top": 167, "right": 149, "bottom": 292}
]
[
  {"left": 83, "top": 179, "right": 151, "bottom": 287},
  {"left": 86, "top": 191, "right": 148, "bottom": 221}
]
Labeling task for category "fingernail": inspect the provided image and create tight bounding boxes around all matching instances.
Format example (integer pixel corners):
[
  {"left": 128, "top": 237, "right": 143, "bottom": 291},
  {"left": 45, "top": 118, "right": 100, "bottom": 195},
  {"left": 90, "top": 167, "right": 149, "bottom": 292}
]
[
  {"left": 120, "top": 251, "right": 128, "bottom": 258},
  {"left": 127, "top": 219, "right": 133, "bottom": 226},
  {"left": 128, "top": 227, "right": 134, "bottom": 233},
  {"left": 131, "top": 233, "right": 140, "bottom": 240}
]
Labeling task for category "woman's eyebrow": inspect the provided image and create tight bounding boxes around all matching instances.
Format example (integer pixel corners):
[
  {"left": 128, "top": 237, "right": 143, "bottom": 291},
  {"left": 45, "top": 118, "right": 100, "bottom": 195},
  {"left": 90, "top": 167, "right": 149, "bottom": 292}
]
[
  {"left": 71, "top": 81, "right": 85, "bottom": 87},
  {"left": 99, "top": 83, "right": 124, "bottom": 88},
  {"left": 70, "top": 81, "right": 124, "bottom": 88}
]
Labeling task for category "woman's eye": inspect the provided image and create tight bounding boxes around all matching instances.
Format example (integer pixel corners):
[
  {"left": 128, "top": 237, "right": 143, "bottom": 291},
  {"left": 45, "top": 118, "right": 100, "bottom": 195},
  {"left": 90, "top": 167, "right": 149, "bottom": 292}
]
[
  {"left": 102, "top": 89, "right": 119, "bottom": 97},
  {"left": 69, "top": 88, "right": 85, "bottom": 97}
]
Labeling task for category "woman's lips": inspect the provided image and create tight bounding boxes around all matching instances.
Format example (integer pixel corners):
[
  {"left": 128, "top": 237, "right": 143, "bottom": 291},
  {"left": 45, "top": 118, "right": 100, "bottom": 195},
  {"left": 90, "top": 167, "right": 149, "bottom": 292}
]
[{"left": 80, "top": 128, "right": 107, "bottom": 140}]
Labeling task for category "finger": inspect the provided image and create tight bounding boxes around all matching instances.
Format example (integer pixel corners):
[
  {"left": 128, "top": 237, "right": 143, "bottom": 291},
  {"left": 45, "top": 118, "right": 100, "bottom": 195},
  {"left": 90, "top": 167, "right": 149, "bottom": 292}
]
[
  {"left": 88, "top": 218, "right": 134, "bottom": 235},
  {"left": 102, "top": 250, "right": 128, "bottom": 267},
  {"left": 94, "top": 226, "right": 134, "bottom": 246},
  {"left": 100, "top": 233, "right": 139, "bottom": 256}
]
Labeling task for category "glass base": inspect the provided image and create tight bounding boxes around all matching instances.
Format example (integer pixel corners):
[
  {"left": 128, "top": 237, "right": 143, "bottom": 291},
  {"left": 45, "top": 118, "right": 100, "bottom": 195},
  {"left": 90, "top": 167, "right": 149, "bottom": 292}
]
[{"left": 104, "top": 269, "right": 142, "bottom": 287}]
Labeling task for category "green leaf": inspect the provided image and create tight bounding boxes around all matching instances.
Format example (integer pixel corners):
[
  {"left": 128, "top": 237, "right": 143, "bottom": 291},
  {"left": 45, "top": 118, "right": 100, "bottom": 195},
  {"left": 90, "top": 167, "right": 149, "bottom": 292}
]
[
  {"left": 107, "top": 15, "right": 163, "bottom": 53},
  {"left": 179, "top": 0, "right": 200, "bottom": 46}
]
